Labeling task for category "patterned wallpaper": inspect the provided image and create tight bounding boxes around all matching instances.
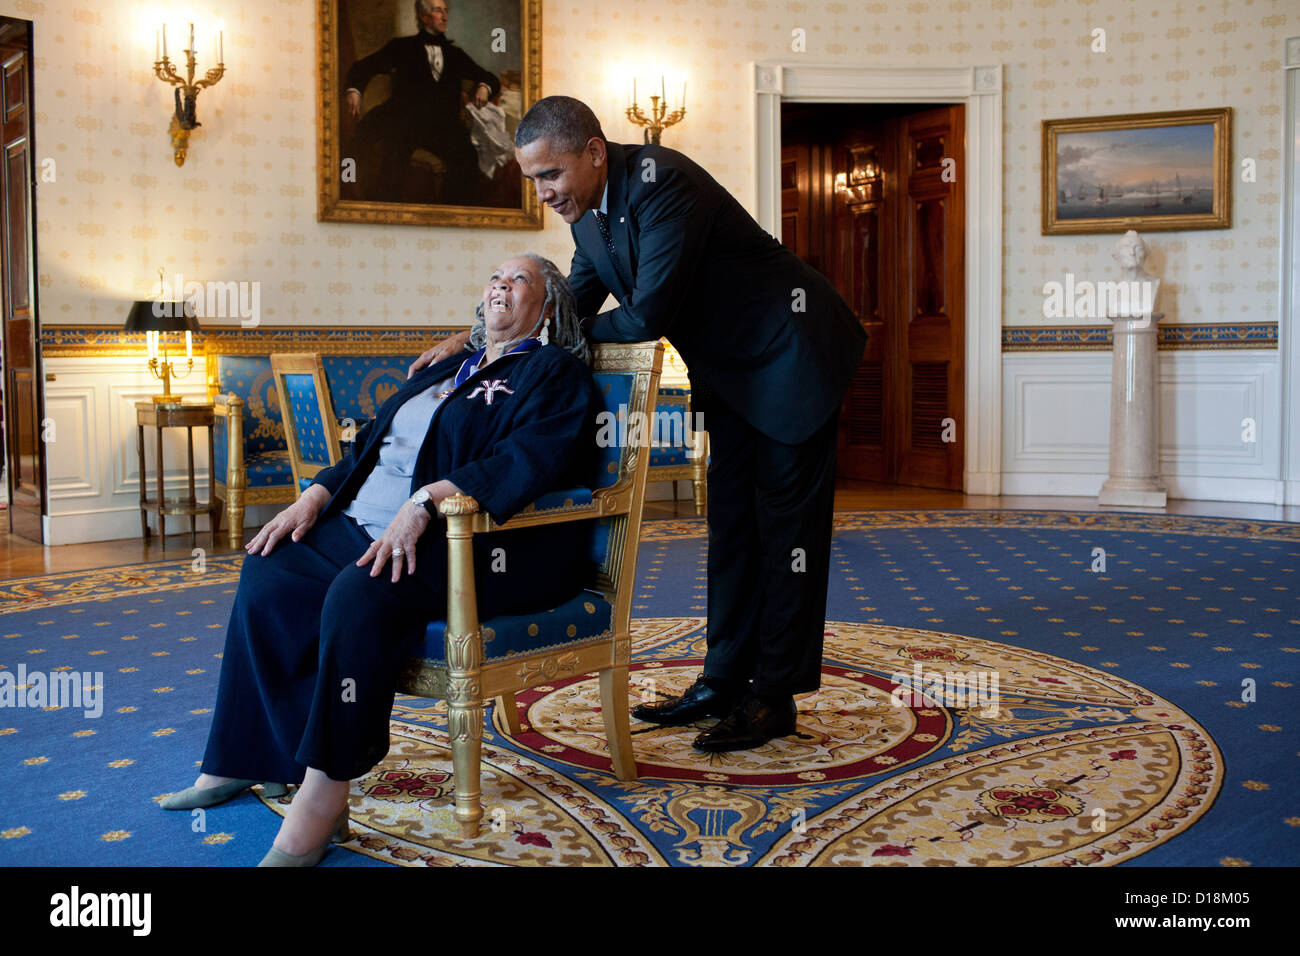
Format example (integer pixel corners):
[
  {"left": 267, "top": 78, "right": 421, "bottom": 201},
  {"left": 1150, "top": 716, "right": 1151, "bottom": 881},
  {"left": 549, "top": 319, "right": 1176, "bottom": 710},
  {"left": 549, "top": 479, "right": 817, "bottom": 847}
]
[{"left": 3, "top": 0, "right": 1287, "bottom": 332}]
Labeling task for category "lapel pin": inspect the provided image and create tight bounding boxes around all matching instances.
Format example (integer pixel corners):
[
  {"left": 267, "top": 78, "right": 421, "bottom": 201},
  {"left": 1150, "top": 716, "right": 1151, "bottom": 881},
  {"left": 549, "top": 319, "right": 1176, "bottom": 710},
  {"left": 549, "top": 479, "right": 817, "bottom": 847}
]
[{"left": 619, "top": 217, "right": 625, "bottom": 223}]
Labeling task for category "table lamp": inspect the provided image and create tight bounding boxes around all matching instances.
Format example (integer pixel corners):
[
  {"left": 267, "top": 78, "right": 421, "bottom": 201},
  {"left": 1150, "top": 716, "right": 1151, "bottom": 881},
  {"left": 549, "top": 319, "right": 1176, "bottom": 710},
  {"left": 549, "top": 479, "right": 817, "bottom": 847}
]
[{"left": 125, "top": 298, "right": 201, "bottom": 403}]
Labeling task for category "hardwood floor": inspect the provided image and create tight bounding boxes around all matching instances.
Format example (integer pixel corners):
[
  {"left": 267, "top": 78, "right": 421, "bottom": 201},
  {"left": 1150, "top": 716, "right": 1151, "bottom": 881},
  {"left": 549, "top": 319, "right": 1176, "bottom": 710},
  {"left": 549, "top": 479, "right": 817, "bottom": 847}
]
[{"left": 1, "top": 480, "right": 1296, "bottom": 579}]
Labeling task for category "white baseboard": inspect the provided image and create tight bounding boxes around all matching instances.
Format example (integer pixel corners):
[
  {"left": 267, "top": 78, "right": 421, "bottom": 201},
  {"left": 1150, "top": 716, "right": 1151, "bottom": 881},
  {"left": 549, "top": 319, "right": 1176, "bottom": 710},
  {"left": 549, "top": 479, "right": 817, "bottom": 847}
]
[
  {"left": 964, "top": 471, "right": 1001, "bottom": 495},
  {"left": 1001, "top": 471, "right": 1284, "bottom": 504},
  {"left": 46, "top": 503, "right": 281, "bottom": 547}
]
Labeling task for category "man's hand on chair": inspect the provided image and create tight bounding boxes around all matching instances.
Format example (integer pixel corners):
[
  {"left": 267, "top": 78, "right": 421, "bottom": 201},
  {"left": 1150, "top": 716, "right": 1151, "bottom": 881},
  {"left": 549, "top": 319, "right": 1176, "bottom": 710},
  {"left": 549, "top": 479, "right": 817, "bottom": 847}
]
[{"left": 408, "top": 330, "right": 472, "bottom": 378}]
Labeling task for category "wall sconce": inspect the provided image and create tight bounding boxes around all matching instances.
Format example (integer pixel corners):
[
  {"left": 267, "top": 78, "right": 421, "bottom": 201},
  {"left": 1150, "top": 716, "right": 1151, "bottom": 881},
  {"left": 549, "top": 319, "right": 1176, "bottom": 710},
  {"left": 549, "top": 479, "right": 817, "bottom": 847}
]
[
  {"left": 153, "top": 21, "right": 225, "bottom": 166},
  {"left": 838, "top": 146, "right": 883, "bottom": 204},
  {"left": 626, "top": 75, "right": 686, "bottom": 145}
]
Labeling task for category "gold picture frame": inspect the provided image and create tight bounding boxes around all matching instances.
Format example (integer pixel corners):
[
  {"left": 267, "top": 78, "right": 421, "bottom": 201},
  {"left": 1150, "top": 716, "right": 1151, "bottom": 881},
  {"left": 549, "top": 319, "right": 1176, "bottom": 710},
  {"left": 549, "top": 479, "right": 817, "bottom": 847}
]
[
  {"left": 1042, "top": 108, "right": 1231, "bottom": 235},
  {"left": 317, "top": 0, "right": 543, "bottom": 229}
]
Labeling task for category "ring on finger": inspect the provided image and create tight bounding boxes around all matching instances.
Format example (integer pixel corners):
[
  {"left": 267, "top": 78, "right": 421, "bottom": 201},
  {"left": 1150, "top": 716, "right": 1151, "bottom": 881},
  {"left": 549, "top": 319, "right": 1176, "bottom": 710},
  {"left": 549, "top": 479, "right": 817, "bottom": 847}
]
[{"left": 392, "top": 548, "right": 405, "bottom": 557}]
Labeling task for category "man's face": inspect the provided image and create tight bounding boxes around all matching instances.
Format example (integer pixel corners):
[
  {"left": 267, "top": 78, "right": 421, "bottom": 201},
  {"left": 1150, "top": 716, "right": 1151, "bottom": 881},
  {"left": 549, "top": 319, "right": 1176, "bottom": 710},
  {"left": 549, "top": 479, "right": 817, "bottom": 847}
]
[
  {"left": 418, "top": 0, "right": 449, "bottom": 33},
  {"left": 516, "top": 136, "right": 607, "bottom": 224}
]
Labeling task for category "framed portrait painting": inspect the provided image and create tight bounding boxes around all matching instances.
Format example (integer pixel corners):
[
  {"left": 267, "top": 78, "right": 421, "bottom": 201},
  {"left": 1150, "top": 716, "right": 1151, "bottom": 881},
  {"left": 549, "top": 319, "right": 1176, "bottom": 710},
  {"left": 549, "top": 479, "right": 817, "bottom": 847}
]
[
  {"left": 317, "top": 0, "right": 542, "bottom": 228},
  {"left": 1042, "top": 108, "right": 1231, "bottom": 235}
]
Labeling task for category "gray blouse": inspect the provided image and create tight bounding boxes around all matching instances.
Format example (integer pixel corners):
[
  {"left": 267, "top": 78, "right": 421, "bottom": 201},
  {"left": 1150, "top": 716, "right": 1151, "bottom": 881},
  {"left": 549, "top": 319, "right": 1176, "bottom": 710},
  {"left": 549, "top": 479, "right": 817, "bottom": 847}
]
[{"left": 344, "top": 373, "right": 457, "bottom": 539}]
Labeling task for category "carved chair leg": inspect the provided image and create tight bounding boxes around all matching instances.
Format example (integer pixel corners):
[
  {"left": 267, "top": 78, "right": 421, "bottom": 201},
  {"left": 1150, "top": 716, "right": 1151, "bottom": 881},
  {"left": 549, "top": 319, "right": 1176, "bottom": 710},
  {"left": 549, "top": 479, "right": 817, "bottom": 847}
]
[
  {"left": 496, "top": 693, "right": 522, "bottom": 736},
  {"left": 444, "top": 505, "right": 485, "bottom": 838},
  {"left": 448, "top": 688, "right": 484, "bottom": 838},
  {"left": 692, "top": 477, "right": 707, "bottom": 516},
  {"left": 600, "top": 665, "right": 637, "bottom": 781},
  {"left": 227, "top": 494, "right": 244, "bottom": 550}
]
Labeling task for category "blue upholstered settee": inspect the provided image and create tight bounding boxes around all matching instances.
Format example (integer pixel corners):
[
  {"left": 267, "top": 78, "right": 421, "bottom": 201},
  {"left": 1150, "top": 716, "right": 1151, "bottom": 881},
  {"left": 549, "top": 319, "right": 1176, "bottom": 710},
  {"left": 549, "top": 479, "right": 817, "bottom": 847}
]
[
  {"left": 646, "top": 386, "right": 708, "bottom": 515},
  {"left": 207, "top": 343, "right": 432, "bottom": 547}
]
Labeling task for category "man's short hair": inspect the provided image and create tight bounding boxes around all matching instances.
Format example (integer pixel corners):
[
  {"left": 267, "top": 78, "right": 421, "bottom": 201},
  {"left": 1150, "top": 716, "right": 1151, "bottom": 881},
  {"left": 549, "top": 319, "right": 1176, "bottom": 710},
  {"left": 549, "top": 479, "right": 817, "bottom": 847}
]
[{"left": 514, "top": 96, "right": 606, "bottom": 153}]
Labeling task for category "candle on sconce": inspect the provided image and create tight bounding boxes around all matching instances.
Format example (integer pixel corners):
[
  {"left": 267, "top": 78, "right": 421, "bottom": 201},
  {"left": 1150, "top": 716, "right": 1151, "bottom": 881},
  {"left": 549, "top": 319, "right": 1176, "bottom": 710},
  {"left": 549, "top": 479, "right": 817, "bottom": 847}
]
[
  {"left": 162, "top": 23, "right": 167, "bottom": 59},
  {"left": 219, "top": 29, "right": 223, "bottom": 64},
  {"left": 185, "top": 330, "right": 193, "bottom": 360},
  {"left": 189, "top": 22, "right": 195, "bottom": 55},
  {"left": 682, "top": 81, "right": 687, "bottom": 111},
  {"left": 156, "top": 30, "right": 160, "bottom": 61},
  {"left": 633, "top": 77, "right": 637, "bottom": 106},
  {"left": 660, "top": 75, "right": 665, "bottom": 102}
]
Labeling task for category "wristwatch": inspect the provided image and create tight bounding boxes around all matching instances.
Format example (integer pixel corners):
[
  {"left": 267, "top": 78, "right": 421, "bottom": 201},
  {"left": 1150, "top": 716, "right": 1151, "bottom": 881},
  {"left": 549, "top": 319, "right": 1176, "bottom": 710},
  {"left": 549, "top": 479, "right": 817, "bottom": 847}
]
[{"left": 410, "top": 488, "right": 438, "bottom": 516}]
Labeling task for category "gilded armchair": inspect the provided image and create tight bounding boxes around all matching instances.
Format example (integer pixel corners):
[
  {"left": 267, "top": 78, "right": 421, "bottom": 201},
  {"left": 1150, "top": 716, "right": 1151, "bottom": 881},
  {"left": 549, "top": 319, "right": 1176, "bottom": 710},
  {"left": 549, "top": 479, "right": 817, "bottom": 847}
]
[{"left": 397, "top": 341, "right": 663, "bottom": 838}]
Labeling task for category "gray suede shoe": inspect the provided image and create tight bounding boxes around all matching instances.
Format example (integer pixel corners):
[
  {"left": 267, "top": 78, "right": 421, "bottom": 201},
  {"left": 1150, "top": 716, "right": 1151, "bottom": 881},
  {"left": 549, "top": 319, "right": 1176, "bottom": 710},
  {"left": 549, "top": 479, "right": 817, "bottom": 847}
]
[
  {"left": 160, "top": 778, "right": 264, "bottom": 810},
  {"left": 257, "top": 807, "right": 351, "bottom": 867}
]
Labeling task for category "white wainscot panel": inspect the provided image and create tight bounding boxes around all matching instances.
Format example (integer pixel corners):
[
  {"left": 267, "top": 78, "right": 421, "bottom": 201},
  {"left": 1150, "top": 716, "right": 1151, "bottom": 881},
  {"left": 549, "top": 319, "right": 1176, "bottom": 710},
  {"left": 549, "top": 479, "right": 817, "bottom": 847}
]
[
  {"left": 1002, "top": 350, "right": 1281, "bottom": 502},
  {"left": 44, "top": 385, "right": 96, "bottom": 498},
  {"left": 42, "top": 356, "right": 212, "bottom": 544}
]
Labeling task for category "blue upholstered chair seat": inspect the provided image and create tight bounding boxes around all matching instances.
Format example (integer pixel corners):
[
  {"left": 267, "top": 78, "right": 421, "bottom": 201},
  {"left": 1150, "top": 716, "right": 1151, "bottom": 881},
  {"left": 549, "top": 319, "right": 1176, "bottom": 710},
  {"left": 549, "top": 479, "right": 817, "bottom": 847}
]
[
  {"left": 649, "top": 445, "right": 691, "bottom": 467},
  {"left": 244, "top": 449, "right": 295, "bottom": 487},
  {"left": 419, "top": 589, "right": 612, "bottom": 664}
]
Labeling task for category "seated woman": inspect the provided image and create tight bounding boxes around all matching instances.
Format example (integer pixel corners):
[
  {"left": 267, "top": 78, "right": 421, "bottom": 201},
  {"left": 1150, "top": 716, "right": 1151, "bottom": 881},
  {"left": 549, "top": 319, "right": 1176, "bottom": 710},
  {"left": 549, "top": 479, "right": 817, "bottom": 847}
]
[{"left": 160, "top": 254, "right": 599, "bottom": 866}]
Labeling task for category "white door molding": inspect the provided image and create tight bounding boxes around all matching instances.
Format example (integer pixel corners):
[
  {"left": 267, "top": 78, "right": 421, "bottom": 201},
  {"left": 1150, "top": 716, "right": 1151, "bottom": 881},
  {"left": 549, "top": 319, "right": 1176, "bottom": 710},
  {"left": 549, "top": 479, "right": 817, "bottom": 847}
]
[
  {"left": 751, "top": 62, "right": 1004, "bottom": 494},
  {"left": 1281, "top": 38, "right": 1300, "bottom": 505}
]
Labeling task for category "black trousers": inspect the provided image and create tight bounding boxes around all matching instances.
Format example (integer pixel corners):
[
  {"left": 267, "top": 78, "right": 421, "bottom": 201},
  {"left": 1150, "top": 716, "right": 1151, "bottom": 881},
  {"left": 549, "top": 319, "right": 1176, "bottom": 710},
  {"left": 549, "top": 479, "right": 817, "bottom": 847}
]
[{"left": 701, "top": 396, "right": 840, "bottom": 696}]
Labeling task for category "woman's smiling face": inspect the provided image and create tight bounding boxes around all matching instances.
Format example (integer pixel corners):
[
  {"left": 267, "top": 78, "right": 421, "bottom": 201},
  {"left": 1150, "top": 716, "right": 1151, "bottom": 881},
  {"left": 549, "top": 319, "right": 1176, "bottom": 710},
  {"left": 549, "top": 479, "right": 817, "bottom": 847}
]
[{"left": 482, "top": 256, "right": 548, "bottom": 342}]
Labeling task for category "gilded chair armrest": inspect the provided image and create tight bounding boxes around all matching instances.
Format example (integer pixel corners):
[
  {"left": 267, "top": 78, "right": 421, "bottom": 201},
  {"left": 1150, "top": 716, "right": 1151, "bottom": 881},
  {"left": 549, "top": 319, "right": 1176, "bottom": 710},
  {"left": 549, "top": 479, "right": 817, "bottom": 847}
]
[{"left": 443, "top": 482, "right": 635, "bottom": 536}]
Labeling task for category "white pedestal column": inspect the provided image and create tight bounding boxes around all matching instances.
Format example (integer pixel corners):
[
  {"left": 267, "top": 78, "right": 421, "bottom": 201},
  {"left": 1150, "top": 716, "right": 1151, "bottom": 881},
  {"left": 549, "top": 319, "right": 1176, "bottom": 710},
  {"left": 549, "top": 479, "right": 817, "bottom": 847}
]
[{"left": 1099, "top": 313, "right": 1168, "bottom": 508}]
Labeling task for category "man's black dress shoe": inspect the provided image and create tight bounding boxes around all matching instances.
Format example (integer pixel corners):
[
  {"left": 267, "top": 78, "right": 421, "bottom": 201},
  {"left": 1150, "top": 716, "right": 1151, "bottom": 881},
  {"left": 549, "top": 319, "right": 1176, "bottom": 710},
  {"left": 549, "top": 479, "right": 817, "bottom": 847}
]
[
  {"left": 632, "top": 676, "right": 742, "bottom": 726},
  {"left": 692, "top": 692, "right": 797, "bottom": 752}
]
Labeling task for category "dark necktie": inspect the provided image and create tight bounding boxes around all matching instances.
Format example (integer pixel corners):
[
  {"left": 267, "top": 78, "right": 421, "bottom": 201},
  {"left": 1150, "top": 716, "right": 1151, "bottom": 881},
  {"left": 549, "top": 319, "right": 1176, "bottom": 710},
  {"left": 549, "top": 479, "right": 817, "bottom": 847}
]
[{"left": 594, "top": 211, "right": 633, "bottom": 291}]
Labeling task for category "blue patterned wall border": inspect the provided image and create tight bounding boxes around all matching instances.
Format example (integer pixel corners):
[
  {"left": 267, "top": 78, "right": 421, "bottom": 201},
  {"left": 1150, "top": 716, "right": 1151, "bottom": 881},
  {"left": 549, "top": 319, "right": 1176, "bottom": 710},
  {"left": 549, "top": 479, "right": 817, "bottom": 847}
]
[
  {"left": 45, "top": 321, "right": 1279, "bottom": 356},
  {"left": 1003, "top": 323, "right": 1279, "bottom": 351},
  {"left": 41, "top": 324, "right": 470, "bottom": 357}
]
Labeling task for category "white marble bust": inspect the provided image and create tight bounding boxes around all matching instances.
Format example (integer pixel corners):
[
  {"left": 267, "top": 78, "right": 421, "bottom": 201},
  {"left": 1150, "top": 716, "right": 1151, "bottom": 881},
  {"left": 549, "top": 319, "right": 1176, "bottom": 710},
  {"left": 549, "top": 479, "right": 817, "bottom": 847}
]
[{"left": 1110, "top": 229, "right": 1160, "bottom": 319}]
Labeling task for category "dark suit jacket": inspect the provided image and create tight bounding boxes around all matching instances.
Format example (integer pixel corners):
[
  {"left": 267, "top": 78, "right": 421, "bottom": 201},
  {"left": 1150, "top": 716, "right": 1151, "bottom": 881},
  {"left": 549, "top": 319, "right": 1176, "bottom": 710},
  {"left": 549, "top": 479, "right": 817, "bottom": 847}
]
[
  {"left": 569, "top": 142, "right": 866, "bottom": 446},
  {"left": 344, "top": 33, "right": 500, "bottom": 129}
]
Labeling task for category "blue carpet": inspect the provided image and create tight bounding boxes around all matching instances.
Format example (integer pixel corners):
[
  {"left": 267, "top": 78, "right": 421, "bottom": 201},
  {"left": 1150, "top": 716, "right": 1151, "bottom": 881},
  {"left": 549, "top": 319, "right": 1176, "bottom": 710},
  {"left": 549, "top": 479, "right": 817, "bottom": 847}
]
[{"left": 0, "top": 511, "right": 1296, "bottom": 866}]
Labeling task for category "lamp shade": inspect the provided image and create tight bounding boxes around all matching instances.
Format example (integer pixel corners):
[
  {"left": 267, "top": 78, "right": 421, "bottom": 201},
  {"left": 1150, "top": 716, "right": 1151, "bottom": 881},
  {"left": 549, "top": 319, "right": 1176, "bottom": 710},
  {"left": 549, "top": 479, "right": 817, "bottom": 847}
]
[{"left": 125, "top": 298, "right": 201, "bottom": 334}]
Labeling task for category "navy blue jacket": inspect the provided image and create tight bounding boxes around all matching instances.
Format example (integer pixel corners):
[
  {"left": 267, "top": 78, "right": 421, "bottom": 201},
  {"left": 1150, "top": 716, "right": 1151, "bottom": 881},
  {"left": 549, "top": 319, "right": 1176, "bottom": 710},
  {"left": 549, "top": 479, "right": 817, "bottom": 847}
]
[
  {"left": 313, "top": 344, "right": 600, "bottom": 524},
  {"left": 309, "top": 346, "right": 602, "bottom": 610},
  {"left": 569, "top": 141, "right": 867, "bottom": 445}
]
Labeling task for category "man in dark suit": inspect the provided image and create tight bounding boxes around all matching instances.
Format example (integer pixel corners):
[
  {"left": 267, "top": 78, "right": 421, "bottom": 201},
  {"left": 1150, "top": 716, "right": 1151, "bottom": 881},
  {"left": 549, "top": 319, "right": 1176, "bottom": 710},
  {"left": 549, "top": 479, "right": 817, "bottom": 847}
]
[
  {"left": 411, "top": 96, "right": 866, "bottom": 751},
  {"left": 343, "top": 0, "right": 500, "bottom": 203}
]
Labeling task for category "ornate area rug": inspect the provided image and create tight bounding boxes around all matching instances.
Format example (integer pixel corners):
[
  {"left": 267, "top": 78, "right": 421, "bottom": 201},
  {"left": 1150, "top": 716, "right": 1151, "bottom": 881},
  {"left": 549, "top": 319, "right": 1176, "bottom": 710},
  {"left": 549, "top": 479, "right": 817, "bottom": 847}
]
[{"left": 1, "top": 511, "right": 1296, "bottom": 866}]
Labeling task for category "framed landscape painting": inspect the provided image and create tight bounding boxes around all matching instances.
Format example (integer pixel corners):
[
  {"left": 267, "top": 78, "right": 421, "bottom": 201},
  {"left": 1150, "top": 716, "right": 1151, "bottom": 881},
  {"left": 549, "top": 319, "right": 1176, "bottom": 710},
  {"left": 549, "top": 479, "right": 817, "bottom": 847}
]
[
  {"left": 317, "top": 0, "right": 543, "bottom": 228},
  {"left": 1042, "top": 108, "right": 1231, "bottom": 235}
]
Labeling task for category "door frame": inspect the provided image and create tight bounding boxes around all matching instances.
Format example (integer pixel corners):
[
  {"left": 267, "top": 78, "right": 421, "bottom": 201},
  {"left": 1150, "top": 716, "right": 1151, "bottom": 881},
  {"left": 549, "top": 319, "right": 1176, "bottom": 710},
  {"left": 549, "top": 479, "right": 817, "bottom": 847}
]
[{"left": 751, "top": 62, "right": 1003, "bottom": 495}]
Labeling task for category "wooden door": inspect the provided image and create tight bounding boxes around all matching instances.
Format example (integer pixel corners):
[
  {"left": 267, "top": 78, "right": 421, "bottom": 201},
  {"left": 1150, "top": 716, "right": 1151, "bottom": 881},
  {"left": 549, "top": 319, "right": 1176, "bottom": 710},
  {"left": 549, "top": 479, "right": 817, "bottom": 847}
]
[
  {"left": 831, "top": 133, "right": 895, "bottom": 483},
  {"left": 895, "top": 106, "right": 964, "bottom": 490},
  {"left": 0, "top": 20, "right": 44, "bottom": 540},
  {"left": 781, "top": 103, "right": 964, "bottom": 490}
]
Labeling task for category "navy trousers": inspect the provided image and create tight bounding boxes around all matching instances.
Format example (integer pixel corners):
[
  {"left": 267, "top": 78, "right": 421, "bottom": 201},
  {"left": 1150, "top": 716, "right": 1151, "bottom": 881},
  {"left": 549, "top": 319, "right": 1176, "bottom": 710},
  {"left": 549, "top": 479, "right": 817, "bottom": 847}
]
[
  {"left": 202, "top": 508, "right": 589, "bottom": 783},
  {"left": 700, "top": 397, "right": 841, "bottom": 697},
  {"left": 200, "top": 511, "right": 446, "bottom": 783}
]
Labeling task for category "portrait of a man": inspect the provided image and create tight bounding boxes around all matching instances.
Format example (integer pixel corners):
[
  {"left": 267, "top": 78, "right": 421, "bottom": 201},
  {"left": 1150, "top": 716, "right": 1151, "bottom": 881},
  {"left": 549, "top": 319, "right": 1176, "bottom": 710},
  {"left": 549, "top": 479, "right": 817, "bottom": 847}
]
[{"left": 318, "top": 0, "right": 542, "bottom": 227}]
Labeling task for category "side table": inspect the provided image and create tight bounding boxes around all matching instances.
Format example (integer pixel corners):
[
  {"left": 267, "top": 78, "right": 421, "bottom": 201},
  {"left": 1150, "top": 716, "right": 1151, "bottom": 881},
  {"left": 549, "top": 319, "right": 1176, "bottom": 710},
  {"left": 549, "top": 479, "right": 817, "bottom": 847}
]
[{"left": 136, "top": 401, "right": 220, "bottom": 547}]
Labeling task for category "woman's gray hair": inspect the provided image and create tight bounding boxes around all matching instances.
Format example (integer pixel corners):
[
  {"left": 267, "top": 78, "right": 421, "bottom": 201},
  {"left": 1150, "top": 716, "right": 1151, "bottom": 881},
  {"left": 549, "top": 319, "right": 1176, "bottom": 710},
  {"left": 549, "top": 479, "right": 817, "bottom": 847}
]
[{"left": 468, "top": 254, "right": 590, "bottom": 365}]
